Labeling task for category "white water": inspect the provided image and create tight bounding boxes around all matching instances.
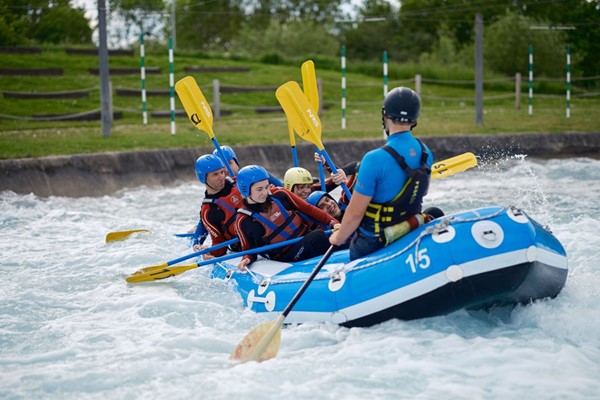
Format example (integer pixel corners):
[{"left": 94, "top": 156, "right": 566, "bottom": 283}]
[{"left": 1, "top": 157, "right": 599, "bottom": 400}]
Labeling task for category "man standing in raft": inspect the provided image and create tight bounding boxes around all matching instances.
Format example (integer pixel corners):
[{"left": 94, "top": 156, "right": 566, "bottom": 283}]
[{"left": 329, "top": 87, "right": 434, "bottom": 260}]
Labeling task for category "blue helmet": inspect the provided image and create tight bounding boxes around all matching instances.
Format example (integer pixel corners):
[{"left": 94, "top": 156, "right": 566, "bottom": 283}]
[
  {"left": 237, "top": 165, "right": 270, "bottom": 197},
  {"left": 195, "top": 154, "right": 225, "bottom": 184},
  {"left": 307, "top": 190, "right": 333, "bottom": 208},
  {"left": 213, "top": 146, "right": 238, "bottom": 166}
]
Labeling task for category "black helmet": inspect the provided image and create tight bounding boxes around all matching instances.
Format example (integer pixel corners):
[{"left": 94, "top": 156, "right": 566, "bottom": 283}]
[{"left": 382, "top": 87, "right": 421, "bottom": 124}]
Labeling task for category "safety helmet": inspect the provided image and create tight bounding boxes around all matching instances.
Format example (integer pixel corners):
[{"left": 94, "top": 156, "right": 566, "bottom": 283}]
[
  {"left": 306, "top": 190, "right": 334, "bottom": 208},
  {"left": 283, "top": 167, "right": 313, "bottom": 191},
  {"left": 382, "top": 87, "right": 421, "bottom": 124},
  {"left": 213, "top": 146, "right": 238, "bottom": 166},
  {"left": 195, "top": 154, "right": 225, "bottom": 184},
  {"left": 237, "top": 165, "right": 270, "bottom": 197}
]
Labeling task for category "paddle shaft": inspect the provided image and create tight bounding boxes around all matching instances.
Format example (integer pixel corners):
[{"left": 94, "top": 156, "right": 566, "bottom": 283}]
[
  {"left": 281, "top": 244, "right": 336, "bottom": 318},
  {"left": 167, "top": 238, "right": 238, "bottom": 266}
]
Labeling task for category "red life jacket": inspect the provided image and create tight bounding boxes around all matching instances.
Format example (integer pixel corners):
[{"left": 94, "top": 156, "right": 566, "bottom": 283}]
[
  {"left": 201, "top": 179, "right": 243, "bottom": 239},
  {"left": 238, "top": 197, "right": 307, "bottom": 259}
]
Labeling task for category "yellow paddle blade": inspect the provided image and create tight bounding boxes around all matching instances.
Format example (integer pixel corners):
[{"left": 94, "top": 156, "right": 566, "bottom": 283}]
[
  {"left": 174, "top": 76, "right": 215, "bottom": 138},
  {"left": 125, "top": 262, "right": 199, "bottom": 283},
  {"left": 230, "top": 315, "right": 284, "bottom": 363},
  {"left": 301, "top": 60, "right": 319, "bottom": 111},
  {"left": 105, "top": 229, "right": 150, "bottom": 243},
  {"left": 276, "top": 81, "right": 324, "bottom": 151},
  {"left": 431, "top": 152, "right": 478, "bottom": 179}
]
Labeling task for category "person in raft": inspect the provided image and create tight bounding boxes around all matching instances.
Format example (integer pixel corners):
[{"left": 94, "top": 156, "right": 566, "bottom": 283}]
[
  {"left": 192, "top": 154, "right": 243, "bottom": 259},
  {"left": 283, "top": 165, "right": 350, "bottom": 201},
  {"left": 234, "top": 165, "right": 339, "bottom": 271},
  {"left": 329, "top": 86, "right": 436, "bottom": 260}
]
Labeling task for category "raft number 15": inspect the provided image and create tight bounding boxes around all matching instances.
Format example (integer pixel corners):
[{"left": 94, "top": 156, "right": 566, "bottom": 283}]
[{"left": 405, "top": 248, "right": 431, "bottom": 273}]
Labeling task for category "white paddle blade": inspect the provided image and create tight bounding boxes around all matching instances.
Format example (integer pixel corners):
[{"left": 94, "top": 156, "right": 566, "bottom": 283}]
[{"left": 230, "top": 316, "right": 284, "bottom": 363}]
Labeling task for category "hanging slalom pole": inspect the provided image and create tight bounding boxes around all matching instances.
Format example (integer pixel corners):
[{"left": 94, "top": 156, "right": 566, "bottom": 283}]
[
  {"left": 140, "top": 33, "right": 148, "bottom": 125},
  {"left": 168, "top": 37, "right": 176, "bottom": 135},
  {"left": 566, "top": 45, "right": 571, "bottom": 119},
  {"left": 382, "top": 50, "right": 388, "bottom": 139},
  {"left": 341, "top": 45, "right": 347, "bottom": 130},
  {"left": 528, "top": 45, "right": 533, "bottom": 116}
]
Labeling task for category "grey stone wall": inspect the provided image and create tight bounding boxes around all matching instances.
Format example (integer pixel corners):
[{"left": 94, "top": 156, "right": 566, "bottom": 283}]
[{"left": 1, "top": 132, "right": 599, "bottom": 198}]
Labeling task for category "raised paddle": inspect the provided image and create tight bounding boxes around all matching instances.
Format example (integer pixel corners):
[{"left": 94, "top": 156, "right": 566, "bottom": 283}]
[
  {"left": 231, "top": 245, "right": 337, "bottom": 363},
  {"left": 125, "top": 230, "right": 332, "bottom": 283},
  {"left": 301, "top": 60, "right": 326, "bottom": 190},
  {"left": 174, "top": 76, "right": 234, "bottom": 176},
  {"left": 430, "top": 152, "right": 478, "bottom": 179},
  {"left": 276, "top": 81, "right": 353, "bottom": 200}
]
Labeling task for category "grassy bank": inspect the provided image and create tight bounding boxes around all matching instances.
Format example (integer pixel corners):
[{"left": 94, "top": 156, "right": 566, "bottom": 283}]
[{"left": 1, "top": 47, "right": 598, "bottom": 159}]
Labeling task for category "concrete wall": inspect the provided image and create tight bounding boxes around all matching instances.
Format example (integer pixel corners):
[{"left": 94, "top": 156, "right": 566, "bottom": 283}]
[{"left": 2, "top": 132, "right": 599, "bottom": 198}]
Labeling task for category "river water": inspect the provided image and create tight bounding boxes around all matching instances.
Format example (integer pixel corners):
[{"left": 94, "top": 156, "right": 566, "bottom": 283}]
[{"left": 1, "top": 156, "right": 599, "bottom": 400}]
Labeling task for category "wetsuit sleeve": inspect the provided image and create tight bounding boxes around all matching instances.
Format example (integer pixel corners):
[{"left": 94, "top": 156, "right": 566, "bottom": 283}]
[
  {"left": 275, "top": 188, "right": 339, "bottom": 227},
  {"left": 234, "top": 213, "right": 265, "bottom": 266},
  {"left": 201, "top": 204, "right": 229, "bottom": 257}
]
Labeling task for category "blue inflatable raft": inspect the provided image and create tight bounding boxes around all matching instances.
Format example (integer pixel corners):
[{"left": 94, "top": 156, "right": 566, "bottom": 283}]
[{"left": 210, "top": 206, "right": 568, "bottom": 327}]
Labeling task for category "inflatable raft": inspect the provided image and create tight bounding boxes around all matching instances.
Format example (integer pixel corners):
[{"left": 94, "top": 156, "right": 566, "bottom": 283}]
[{"left": 210, "top": 206, "right": 568, "bottom": 327}]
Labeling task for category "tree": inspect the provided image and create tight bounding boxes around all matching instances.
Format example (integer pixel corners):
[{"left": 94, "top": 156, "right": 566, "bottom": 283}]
[
  {"left": 32, "top": 0, "right": 92, "bottom": 44},
  {"left": 485, "top": 12, "right": 566, "bottom": 77},
  {"left": 109, "top": 0, "right": 166, "bottom": 46},
  {"left": 0, "top": 0, "right": 92, "bottom": 45},
  {"left": 175, "top": 0, "right": 245, "bottom": 51}
]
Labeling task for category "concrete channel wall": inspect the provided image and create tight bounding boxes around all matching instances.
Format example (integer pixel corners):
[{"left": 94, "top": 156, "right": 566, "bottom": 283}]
[{"left": 1, "top": 132, "right": 599, "bottom": 198}]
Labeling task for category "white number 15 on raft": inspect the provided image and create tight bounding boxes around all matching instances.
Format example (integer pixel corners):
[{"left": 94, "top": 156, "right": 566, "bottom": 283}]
[{"left": 405, "top": 248, "right": 431, "bottom": 273}]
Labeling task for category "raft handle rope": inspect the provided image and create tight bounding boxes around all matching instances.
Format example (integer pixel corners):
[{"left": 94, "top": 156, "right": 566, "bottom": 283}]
[{"left": 214, "top": 207, "right": 514, "bottom": 286}]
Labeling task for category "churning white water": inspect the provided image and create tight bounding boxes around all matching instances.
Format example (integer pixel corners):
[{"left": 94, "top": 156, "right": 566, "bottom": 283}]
[{"left": 1, "top": 156, "right": 599, "bottom": 400}]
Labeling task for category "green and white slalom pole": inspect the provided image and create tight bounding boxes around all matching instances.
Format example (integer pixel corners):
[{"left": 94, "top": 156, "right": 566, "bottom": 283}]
[
  {"left": 341, "top": 45, "right": 346, "bottom": 130},
  {"left": 169, "top": 37, "right": 176, "bottom": 135},
  {"left": 383, "top": 50, "right": 388, "bottom": 139},
  {"left": 566, "top": 45, "right": 571, "bottom": 119},
  {"left": 528, "top": 45, "right": 533, "bottom": 116},
  {"left": 140, "top": 33, "right": 147, "bottom": 125}
]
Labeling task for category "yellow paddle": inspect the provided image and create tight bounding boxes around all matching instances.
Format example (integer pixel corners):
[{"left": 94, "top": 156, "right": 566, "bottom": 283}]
[
  {"left": 276, "top": 81, "right": 353, "bottom": 199},
  {"left": 174, "top": 76, "right": 234, "bottom": 176},
  {"left": 301, "top": 60, "right": 326, "bottom": 190},
  {"left": 125, "top": 231, "right": 331, "bottom": 283},
  {"left": 431, "top": 152, "right": 478, "bottom": 179},
  {"left": 105, "top": 229, "right": 150, "bottom": 243},
  {"left": 231, "top": 245, "right": 336, "bottom": 363}
]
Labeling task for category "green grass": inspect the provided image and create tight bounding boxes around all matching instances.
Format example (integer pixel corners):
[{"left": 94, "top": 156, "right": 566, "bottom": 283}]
[{"left": 1, "top": 47, "right": 599, "bottom": 159}]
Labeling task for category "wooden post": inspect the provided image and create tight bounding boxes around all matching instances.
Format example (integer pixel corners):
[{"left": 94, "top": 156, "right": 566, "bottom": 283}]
[
  {"left": 213, "top": 79, "right": 220, "bottom": 120},
  {"left": 515, "top": 72, "right": 521, "bottom": 109}
]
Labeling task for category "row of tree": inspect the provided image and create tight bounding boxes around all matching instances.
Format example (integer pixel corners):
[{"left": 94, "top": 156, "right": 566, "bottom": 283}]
[{"left": 1, "top": 0, "right": 598, "bottom": 80}]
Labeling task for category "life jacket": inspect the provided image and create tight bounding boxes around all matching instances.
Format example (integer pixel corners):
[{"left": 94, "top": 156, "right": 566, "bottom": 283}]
[
  {"left": 201, "top": 178, "right": 243, "bottom": 239},
  {"left": 360, "top": 140, "right": 431, "bottom": 238},
  {"left": 237, "top": 196, "right": 307, "bottom": 259}
]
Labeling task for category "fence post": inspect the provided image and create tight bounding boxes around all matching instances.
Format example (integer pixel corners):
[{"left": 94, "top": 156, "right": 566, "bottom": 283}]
[
  {"left": 415, "top": 74, "right": 422, "bottom": 95},
  {"left": 515, "top": 72, "right": 521, "bottom": 109},
  {"left": 475, "top": 13, "right": 484, "bottom": 126},
  {"left": 213, "top": 79, "right": 220, "bottom": 120}
]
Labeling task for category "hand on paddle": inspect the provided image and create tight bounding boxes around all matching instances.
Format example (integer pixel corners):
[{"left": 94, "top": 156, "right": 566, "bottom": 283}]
[
  {"left": 192, "top": 243, "right": 216, "bottom": 261},
  {"left": 314, "top": 152, "right": 347, "bottom": 185}
]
